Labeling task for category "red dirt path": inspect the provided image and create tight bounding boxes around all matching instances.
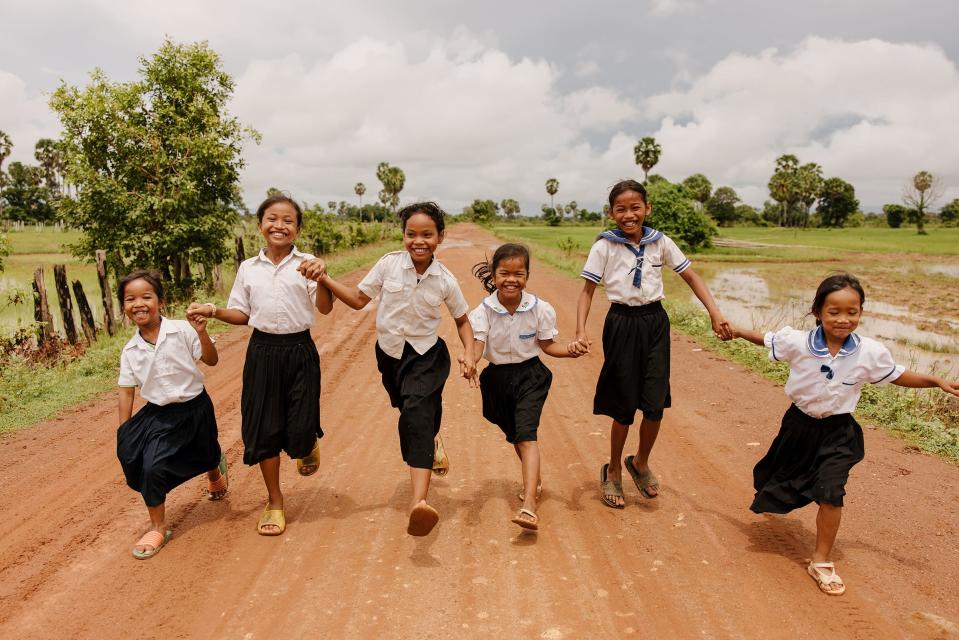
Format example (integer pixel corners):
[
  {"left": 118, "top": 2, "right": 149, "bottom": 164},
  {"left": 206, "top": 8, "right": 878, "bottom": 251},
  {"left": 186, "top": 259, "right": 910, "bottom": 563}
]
[{"left": 1, "top": 224, "right": 957, "bottom": 639}]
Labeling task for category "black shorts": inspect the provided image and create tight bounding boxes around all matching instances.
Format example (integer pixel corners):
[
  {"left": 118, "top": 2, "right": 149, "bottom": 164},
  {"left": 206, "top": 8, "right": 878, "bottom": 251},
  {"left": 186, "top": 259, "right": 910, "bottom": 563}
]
[
  {"left": 375, "top": 339, "right": 451, "bottom": 469},
  {"left": 593, "top": 301, "right": 671, "bottom": 425},
  {"left": 241, "top": 329, "right": 323, "bottom": 465},
  {"left": 480, "top": 356, "right": 552, "bottom": 443},
  {"left": 751, "top": 404, "right": 865, "bottom": 514}
]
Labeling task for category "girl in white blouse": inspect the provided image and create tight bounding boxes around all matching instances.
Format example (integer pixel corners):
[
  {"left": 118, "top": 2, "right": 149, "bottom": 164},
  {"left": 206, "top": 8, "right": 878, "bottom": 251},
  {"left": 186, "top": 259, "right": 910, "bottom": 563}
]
[
  {"left": 463, "top": 244, "right": 587, "bottom": 531},
  {"left": 730, "top": 273, "right": 958, "bottom": 596}
]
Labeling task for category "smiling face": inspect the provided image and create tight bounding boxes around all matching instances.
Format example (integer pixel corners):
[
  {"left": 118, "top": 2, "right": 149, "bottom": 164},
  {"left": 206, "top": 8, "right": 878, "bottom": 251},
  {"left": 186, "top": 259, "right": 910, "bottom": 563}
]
[
  {"left": 403, "top": 212, "right": 443, "bottom": 270},
  {"left": 122, "top": 278, "right": 162, "bottom": 329},
  {"left": 493, "top": 255, "right": 529, "bottom": 304},
  {"left": 814, "top": 286, "right": 863, "bottom": 344},
  {"left": 259, "top": 201, "right": 300, "bottom": 252},
  {"left": 609, "top": 189, "right": 651, "bottom": 240}
]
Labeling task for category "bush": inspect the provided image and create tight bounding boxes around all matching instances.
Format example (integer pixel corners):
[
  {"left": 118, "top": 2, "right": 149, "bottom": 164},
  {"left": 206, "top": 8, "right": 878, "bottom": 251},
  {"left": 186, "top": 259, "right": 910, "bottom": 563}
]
[
  {"left": 883, "top": 204, "right": 908, "bottom": 229},
  {"left": 646, "top": 180, "right": 717, "bottom": 251}
]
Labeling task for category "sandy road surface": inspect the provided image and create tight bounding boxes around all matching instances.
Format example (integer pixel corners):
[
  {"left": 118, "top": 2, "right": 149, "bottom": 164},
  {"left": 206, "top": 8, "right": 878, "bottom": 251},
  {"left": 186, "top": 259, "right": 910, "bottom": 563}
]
[{"left": 1, "top": 225, "right": 958, "bottom": 639}]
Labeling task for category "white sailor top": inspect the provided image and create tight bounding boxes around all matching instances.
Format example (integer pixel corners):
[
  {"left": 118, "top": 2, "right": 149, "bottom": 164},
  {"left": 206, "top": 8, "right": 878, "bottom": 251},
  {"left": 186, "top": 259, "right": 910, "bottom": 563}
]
[
  {"left": 118, "top": 317, "right": 206, "bottom": 406},
  {"left": 358, "top": 251, "right": 470, "bottom": 359},
  {"left": 227, "top": 246, "right": 318, "bottom": 334},
  {"left": 765, "top": 325, "right": 905, "bottom": 418},
  {"left": 580, "top": 227, "right": 690, "bottom": 306},
  {"left": 469, "top": 291, "right": 559, "bottom": 365}
]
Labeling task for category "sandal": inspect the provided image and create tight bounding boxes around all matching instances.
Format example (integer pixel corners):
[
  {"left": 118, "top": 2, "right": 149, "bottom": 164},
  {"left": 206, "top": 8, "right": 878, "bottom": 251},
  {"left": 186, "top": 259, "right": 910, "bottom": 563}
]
[
  {"left": 807, "top": 561, "right": 846, "bottom": 596},
  {"left": 131, "top": 529, "right": 173, "bottom": 560},
  {"left": 624, "top": 455, "right": 659, "bottom": 499},
  {"left": 432, "top": 435, "right": 450, "bottom": 477},
  {"left": 407, "top": 502, "right": 439, "bottom": 537},
  {"left": 296, "top": 441, "right": 321, "bottom": 477},
  {"left": 207, "top": 453, "right": 228, "bottom": 500},
  {"left": 257, "top": 504, "right": 286, "bottom": 536},
  {"left": 511, "top": 508, "right": 539, "bottom": 531},
  {"left": 600, "top": 463, "right": 625, "bottom": 509}
]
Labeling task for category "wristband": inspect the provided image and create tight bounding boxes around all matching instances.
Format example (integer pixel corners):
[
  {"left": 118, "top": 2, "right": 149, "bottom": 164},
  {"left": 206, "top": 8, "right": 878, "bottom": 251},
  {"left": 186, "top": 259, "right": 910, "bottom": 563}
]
[{"left": 206, "top": 302, "right": 217, "bottom": 317}]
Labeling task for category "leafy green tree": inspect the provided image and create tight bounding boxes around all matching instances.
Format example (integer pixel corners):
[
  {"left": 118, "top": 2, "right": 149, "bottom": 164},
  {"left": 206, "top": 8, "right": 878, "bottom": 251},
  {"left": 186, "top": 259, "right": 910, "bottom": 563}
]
[
  {"left": 50, "top": 39, "right": 259, "bottom": 293},
  {"left": 376, "top": 162, "right": 406, "bottom": 215},
  {"left": 541, "top": 204, "right": 561, "bottom": 226},
  {"left": 734, "top": 203, "right": 765, "bottom": 226},
  {"left": 545, "top": 178, "right": 559, "bottom": 209},
  {"left": 903, "top": 170, "right": 941, "bottom": 235},
  {"left": 633, "top": 136, "right": 661, "bottom": 185},
  {"left": 465, "top": 199, "right": 499, "bottom": 225},
  {"left": 768, "top": 154, "right": 800, "bottom": 227},
  {"left": 0, "top": 130, "right": 12, "bottom": 192},
  {"left": 939, "top": 198, "right": 959, "bottom": 227},
  {"left": 681, "top": 173, "right": 712, "bottom": 210},
  {"left": 817, "top": 177, "right": 859, "bottom": 228},
  {"left": 354, "top": 182, "right": 366, "bottom": 207},
  {"left": 705, "top": 186, "right": 740, "bottom": 227},
  {"left": 645, "top": 179, "right": 716, "bottom": 251},
  {"left": 0, "top": 161, "right": 56, "bottom": 222},
  {"left": 34, "top": 138, "right": 65, "bottom": 195},
  {"left": 500, "top": 198, "right": 520, "bottom": 218},
  {"left": 882, "top": 204, "right": 908, "bottom": 228},
  {"left": 796, "top": 163, "right": 823, "bottom": 227}
]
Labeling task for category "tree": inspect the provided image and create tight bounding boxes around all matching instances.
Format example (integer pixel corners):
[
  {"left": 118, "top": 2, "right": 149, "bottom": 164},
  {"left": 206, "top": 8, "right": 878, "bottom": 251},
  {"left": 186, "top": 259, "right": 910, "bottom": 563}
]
[
  {"left": 817, "top": 177, "right": 859, "bottom": 228},
  {"left": 902, "top": 170, "right": 942, "bottom": 235},
  {"left": 50, "top": 39, "right": 259, "bottom": 294},
  {"left": 545, "top": 178, "right": 559, "bottom": 209},
  {"left": 940, "top": 198, "right": 959, "bottom": 227},
  {"left": 34, "top": 138, "right": 65, "bottom": 195},
  {"left": 796, "top": 163, "right": 823, "bottom": 228},
  {"left": 0, "top": 130, "right": 11, "bottom": 180},
  {"left": 645, "top": 179, "right": 716, "bottom": 251},
  {"left": 354, "top": 182, "right": 366, "bottom": 207},
  {"left": 541, "top": 204, "right": 561, "bottom": 226},
  {"left": 681, "top": 173, "right": 712, "bottom": 210},
  {"left": 464, "top": 199, "right": 499, "bottom": 225},
  {"left": 376, "top": 162, "right": 406, "bottom": 215},
  {"left": 564, "top": 200, "right": 578, "bottom": 221},
  {"left": 633, "top": 136, "right": 661, "bottom": 185},
  {"left": 768, "top": 154, "right": 805, "bottom": 227},
  {"left": 500, "top": 198, "right": 520, "bottom": 218},
  {"left": 0, "top": 161, "right": 56, "bottom": 222},
  {"left": 705, "top": 186, "right": 741, "bottom": 227},
  {"left": 882, "top": 204, "right": 908, "bottom": 229}
]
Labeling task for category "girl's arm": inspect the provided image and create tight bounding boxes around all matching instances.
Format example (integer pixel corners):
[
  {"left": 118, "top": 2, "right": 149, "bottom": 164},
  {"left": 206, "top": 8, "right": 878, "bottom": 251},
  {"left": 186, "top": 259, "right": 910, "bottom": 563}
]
[
  {"left": 454, "top": 314, "right": 477, "bottom": 383},
  {"left": 679, "top": 268, "right": 732, "bottom": 340},
  {"left": 892, "top": 371, "right": 959, "bottom": 396},
  {"left": 575, "top": 281, "right": 596, "bottom": 348},
  {"left": 318, "top": 274, "right": 372, "bottom": 310},
  {"left": 539, "top": 338, "right": 587, "bottom": 358},
  {"left": 298, "top": 259, "right": 334, "bottom": 314},
  {"left": 187, "top": 313, "right": 219, "bottom": 366},
  {"left": 187, "top": 302, "right": 249, "bottom": 326},
  {"left": 118, "top": 387, "right": 135, "bottom": 423},
  {"left": 314, "top": 282, "right": 334, "bottom": 314},
  {"left": 730, "top": 326, "right": 766, "bottom": 347}
]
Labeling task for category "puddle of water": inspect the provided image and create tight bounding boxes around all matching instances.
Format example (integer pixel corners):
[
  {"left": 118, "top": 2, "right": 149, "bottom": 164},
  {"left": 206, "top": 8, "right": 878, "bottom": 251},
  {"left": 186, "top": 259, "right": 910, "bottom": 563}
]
[{"left": 924, "top": 264, "right": 959, "bottom": 278}]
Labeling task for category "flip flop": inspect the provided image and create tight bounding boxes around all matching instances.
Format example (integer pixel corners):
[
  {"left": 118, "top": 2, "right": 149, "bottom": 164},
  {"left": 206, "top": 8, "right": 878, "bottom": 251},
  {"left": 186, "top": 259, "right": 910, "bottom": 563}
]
[
  {"left": 207, "top": 453, "right": 228, "bottom": 500},
  {"left": 518, "top": 484, "right": 543, "bottom": 502},
  {"left": 407, "top": 502, "right": 439, "bottom": 537},
  {"left": 131, "top": 529, "right": 173, "bottom": 560},
  {"left": 296, "top": 441, "right": 321, "bottom": 477},
  {"left": 600, "top": 463, "right": 625, "bottom": 509},
  {"left": 807, "top": 561, "right": 846, "bottom": 596},
  {"left": 432, "top": 435, "right": 450, "bottom": 477},
  {"left": 624, "top": 455, "right": 659, "bottom": 499},
  {"left": 511, "top": 508, "right": 539, "bottom": 531},
  {"left": 257, "top": 504, "right": 286, "bottom": 536}
]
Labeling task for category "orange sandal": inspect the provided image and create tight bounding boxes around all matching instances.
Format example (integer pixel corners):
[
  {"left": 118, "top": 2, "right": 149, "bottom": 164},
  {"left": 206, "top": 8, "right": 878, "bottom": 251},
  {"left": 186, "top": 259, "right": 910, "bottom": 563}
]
[
  {"left": 207, "top": 454, "right": 228, "bottom": 501},
  {"left": 132, "top": 529, "right": 172, "bottom": 560}
]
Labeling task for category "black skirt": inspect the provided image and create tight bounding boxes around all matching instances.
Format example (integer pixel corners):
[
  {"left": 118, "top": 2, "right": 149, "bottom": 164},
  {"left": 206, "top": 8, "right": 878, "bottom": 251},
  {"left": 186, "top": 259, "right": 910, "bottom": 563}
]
[
  {"left": 116, "top": 389, "right": 221, "bottom": 508},
  {"left": 241, "top": 329, "right": 323, "bottom": 465},
  {"left": 751, "top": 404, "right": 865, "bottom": 514},
  {"left": 593, "top": 301, "right": 671, "bottom": 425},
  {"left": 375, "top": 339, "right": 451, "bottom": 469},
  {"left": 479, "top": 356, "right": 552, "bottom": 443}
]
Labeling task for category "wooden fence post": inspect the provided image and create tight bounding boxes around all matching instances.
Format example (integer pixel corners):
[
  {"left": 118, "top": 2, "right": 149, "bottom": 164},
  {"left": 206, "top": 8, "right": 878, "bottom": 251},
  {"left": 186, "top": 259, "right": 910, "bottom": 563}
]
[
  {"left": 213, "top": 264, "right": 223, "bottom": 292},
  {"left": 72, "top": 280, "right": 98, "bottom": 344},
  {"left": 95, "top": 250, "right": 117, "bottom": 336},
  {"left": 32, "top": 267, "right": 54, "bottom": 343},
  {"left": 234, "top": 236, "right": 246, "bottom": 270},
  {"left": 53, "top": 264, "right": 78, "bottom": 344}
]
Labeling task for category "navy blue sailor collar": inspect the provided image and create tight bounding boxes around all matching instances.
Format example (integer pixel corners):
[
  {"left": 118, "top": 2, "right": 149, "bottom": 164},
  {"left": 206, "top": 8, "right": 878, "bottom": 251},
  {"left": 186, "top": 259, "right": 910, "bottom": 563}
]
[
  {"left": 482, "top": 291, "right": 538, "bottom": 315},
  {"left": 806, "top": 325, "right": 862, "bottom": 358},
  {"left": 596, "top": 227, "right": 663, "bottom": 246}
]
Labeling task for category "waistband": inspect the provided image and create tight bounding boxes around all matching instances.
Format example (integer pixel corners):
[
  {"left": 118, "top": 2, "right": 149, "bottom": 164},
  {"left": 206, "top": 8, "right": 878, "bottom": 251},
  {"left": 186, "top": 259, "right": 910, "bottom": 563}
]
[
  {"left": 250, "top": 328, "right": 313, "bottom": 345},
  {"left": 609, "top": 300, "right": 664, "bottom": 316},
  {"left": 484, "top": 356, "right": 544, "bottom": 370},
  {"left": 788, "top": 403, "right": 854, "bottom": 426}
]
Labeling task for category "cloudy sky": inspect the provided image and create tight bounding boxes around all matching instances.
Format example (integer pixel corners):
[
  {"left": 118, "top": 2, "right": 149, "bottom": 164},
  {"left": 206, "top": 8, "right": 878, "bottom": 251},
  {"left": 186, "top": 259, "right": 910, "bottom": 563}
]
[{"left": 2, "top": 0, "right": 958, "bottom": 214}]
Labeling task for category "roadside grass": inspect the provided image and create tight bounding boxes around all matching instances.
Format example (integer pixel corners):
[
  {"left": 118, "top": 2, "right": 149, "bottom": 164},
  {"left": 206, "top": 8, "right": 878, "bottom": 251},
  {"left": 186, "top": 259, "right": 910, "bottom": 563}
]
[
  {"left": 0, "top": 238, "right": 400, "bottom": 434},
  {"left": 497, "top": 228, "right": 959, "bottom": 463}
]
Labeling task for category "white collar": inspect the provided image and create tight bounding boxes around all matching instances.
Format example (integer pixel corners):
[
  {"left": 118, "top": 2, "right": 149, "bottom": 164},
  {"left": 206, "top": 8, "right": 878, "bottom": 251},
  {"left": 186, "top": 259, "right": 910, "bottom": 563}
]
[
  {"left": 400, "top": 251, "right": 441, "bottom": 278},
  {"left": 806, "top": 326, "right": 861, "bottom": 358},
  {"left": 256, "top": 245, "right": 307, "bottom": 267},
  {"left": 127, "top": 316, "right": 181, "bottom": 351},
  {"left": 482, "top": 291, "right": 538, "bottom": 316}
]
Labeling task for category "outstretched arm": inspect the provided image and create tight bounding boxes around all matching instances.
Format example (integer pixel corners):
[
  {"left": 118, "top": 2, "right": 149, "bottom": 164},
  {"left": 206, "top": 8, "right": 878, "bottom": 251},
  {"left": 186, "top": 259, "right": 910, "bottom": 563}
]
[
  {"left": 892, "top": 371, "right": 959, "bottom": 397},
  {"left": 318, "top": 274, "right": 372, "bottom": 310},
  {"left": 539, "top": 338, "right": 588, "bottom": 358},
  {"left": 730, "top": 326, "right": 765, "bottom": 347},
  {"left": 454, "top": 314, "right": 477, "bottom": 383},
  {"left": 575, "top": 280, "right": 596, "bottom": 348},
  {"left": 187, "top": 302, "right": 249, "bottom": 326},
  {"left": 679, "top": 267, "right": 732, "bottom": 340}
]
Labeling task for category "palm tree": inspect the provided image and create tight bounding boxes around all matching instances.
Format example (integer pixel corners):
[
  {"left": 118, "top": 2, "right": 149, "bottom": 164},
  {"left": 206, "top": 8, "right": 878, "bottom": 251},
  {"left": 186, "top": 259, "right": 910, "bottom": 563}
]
[
  {"left": 545, "top": 178, "right": 559, "bottom": 210},
  {"left": 354, "top": 182, "right": 366, "bottom": 207},
  {"left": 903, "top": 170, "right": 941, "bottom": 235},
  {"left": 34, "top": 138, "right": 61, "bottom": 194},
  {"left": 633, "top": 136, "right": 662, "bottom": 184}
]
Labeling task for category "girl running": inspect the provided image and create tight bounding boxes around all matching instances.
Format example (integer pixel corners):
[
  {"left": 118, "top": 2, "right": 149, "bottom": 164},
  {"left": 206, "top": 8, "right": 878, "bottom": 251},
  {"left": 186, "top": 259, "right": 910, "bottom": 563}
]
[
  {"left": 187, "top": 194, "right": 332, "bottom": 536},
  {"left": 313, "top": 202, "right": 476, "bottom": 537},
  {"left": 463, "top": 243, "right": 587, "bottom": 531},
  {"left": 730, "top": 273, "right": 959, "bottom": 595},
  {"left": 117, "top": 270, "right": 227, "bottom": 559},
  {"left": 576, "top": 179, "right": 731, "bottom": 509}
]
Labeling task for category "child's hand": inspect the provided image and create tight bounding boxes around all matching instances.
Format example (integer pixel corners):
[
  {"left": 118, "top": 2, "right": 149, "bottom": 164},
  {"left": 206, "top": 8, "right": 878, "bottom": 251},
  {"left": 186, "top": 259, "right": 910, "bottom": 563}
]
[
  {"left": 711, "top": 313, "right": 733, "bottom": 341},
  {"left": 186, "top": 302, "right": 214, "bottom": 319},
  {"left": 939, "top": 379, "right": 959, "bottom": 397},
  {"left": 458, "top": 354, "right": 477, "bottom": 386},
  {"left": 188, "top": 313, "right": 208, "bottom": 333},
  {"left": 566, "top": 340, "right": 588, "bottom": 357},
  {"left": 298, "top": 258, "right": 327, "bottom": 282}
]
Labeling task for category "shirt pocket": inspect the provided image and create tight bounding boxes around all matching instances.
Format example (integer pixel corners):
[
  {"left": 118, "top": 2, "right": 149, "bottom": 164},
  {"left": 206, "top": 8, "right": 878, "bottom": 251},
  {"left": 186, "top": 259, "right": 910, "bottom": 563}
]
[{"left": 417, "top": 288, "right": 444, "bottom": 320}]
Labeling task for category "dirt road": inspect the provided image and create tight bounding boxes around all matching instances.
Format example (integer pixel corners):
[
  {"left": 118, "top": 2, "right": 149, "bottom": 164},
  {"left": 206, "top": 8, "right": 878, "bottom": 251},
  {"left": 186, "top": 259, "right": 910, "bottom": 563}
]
[{"left": 1, "top": 225, "right": 957, "bottom": 639}]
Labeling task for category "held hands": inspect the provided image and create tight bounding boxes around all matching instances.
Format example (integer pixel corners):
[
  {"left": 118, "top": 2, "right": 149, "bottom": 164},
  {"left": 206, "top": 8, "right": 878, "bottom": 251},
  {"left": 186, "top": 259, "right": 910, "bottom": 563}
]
[
  {"left": 566, "top": 338, "right": 591, "bottom": 357},
  {"left": 187, "top": 311, "right": 208, "bottom": 334},
  {"left": 457, "top": 354, "right": 478, "bottom": 388},
  {"left": 939, "top": 379, "right": 959, "bottom": 398},
  {"left": 297, "top": 258, "right": 328, "bottom": 282},
  {"left": 186, "top": 302, "right": 215, "bottom": 321},
  {"left": 711, "top": 313, "right": 733, "bottom": 341}
]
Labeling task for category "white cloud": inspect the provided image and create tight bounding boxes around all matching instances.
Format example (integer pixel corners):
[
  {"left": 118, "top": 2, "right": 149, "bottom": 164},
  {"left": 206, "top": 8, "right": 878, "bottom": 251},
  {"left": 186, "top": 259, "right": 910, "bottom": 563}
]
[
  {"left": 644, "top": 37, "right": 959, "bottom": 208},
  {"left": 649, "top": 0, "right": 710, "bottom": 17},
  {"left": 0, "top": 70, "right": 60, "bottom": 164}
]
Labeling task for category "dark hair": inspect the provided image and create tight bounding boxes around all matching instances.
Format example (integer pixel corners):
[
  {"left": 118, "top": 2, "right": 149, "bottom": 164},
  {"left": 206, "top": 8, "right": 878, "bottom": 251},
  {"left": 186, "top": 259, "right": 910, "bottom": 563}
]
[
  {"left": 256, "top": 193, "right": 303, "bottom": 227},
  {"left": 811, "top": 273, "right": 865, "bottom": 325},
  {"left": 117, "top": 269, "right": 165, "bottom": 306},
  {"left": 399, "top": 201, "right": 445, "bottom": 233},
  {"left": 608, "top": 179, "right": 648, "bottom": 208},
  {"left": 472, "top": 243, "right": 531, "bottom": 294}
]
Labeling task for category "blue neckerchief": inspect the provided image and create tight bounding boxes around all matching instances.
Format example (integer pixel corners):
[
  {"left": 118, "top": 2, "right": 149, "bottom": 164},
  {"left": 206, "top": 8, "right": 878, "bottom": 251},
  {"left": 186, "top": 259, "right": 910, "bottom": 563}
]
[
  {"left": 820, "top": 364, "right": 835, "bottom": 380},
  {"left": 806, "top": 325, "right": 861, "bottom": 358},
  {"left": 597, "top": 227, "right": 663, "bottom": 289}
]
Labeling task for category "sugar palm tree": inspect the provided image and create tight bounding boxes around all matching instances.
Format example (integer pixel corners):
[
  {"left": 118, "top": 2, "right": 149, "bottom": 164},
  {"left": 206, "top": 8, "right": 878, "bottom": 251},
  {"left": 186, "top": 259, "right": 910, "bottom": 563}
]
[
  {"left": 633, "top": 136, "right": 661, "bottom": 184},
  {"left": 354, "top": 182, "right": 366, "bottom": 207},
  {"left": 545, "top": 178, "right": 559, "bottom": 209}
]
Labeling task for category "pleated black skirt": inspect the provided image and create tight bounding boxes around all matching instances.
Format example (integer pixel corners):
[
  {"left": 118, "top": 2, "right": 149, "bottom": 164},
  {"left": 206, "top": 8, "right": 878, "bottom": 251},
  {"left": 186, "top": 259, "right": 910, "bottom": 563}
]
[
  {"left": 241, "top": 329, "right": 323, "bottom": 465},
  {"left": 479, "top": 356, "right": 552, "bottom": 443},
  {"left": 116, "top": 389, "right": 221, "bottom": 508},
  {"left": 375, "top": 339, "right": 450, "bottom": 469},
  {"left": 594, "top": 301, "right": 671, "bottom": 425},
  {"left": 751, "top": 404, "right": 865, "bottom": 514}
]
